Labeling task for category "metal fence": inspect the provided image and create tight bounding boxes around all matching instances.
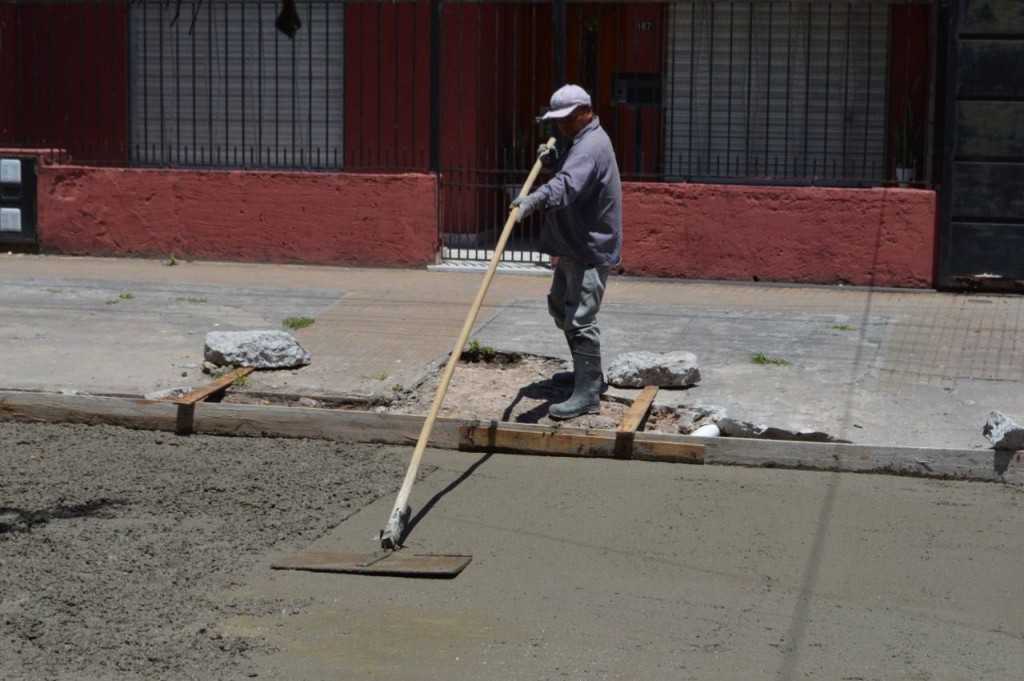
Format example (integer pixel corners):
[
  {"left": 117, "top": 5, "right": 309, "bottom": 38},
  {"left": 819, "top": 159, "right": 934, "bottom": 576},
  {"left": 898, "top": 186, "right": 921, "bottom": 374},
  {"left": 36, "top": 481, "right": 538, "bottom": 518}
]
[{"left": 1, "top": 0, "right": 939, "bottom": 258}]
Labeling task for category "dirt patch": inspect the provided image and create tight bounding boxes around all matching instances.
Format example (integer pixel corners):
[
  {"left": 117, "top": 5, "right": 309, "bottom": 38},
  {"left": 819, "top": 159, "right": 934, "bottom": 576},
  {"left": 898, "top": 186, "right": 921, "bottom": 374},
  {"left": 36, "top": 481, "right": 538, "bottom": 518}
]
[
  {"left": 383, "top": 353, "right": 686, "bottom": 432},
  {"left": 225, "top": 353, "right": 684, "bottom": 433},
  {"left": 0, "top": 421, "right": 413, "bottom": 680}
]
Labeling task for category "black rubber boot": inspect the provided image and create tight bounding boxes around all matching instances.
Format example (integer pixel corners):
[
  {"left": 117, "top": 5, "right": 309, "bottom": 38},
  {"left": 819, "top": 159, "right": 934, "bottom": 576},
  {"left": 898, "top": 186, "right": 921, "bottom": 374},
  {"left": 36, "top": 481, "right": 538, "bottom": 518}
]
[
  {"left": 552, "top": 334, "right": 576, "bottom": 385},
  {"left": 548, "top": 349, "right": 603, "bottom": 420}
]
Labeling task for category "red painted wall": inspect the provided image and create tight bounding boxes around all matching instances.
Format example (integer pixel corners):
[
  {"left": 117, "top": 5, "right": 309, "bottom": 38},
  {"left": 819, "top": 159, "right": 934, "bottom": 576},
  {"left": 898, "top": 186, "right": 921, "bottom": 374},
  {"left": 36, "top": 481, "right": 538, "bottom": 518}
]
[
  {"left": 30, "top": 164, "right": 935, "bottom": 287},
  {"left": 622, "top": 182, "right": 936, "bottom": 287},
  {"left": 36, "top": 166, "right": 438, "bottom": 267}
]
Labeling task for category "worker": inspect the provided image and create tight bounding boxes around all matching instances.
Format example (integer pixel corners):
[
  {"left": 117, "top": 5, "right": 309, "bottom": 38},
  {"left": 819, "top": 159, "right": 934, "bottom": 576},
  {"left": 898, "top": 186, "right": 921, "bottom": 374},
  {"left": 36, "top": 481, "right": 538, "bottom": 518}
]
[{"left": 511, "top": 84, "right": 623, "bottom": 420}]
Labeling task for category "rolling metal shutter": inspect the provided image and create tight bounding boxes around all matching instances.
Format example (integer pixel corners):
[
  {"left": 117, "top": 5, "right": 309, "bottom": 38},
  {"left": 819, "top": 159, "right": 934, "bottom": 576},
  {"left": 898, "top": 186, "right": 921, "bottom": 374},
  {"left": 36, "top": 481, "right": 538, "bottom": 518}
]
[
  {"left": 664, "top": 1, "right": 890, "bottom": 184},
  {"left": 129, "top": 0, "right": 344, "bottom": 169}
]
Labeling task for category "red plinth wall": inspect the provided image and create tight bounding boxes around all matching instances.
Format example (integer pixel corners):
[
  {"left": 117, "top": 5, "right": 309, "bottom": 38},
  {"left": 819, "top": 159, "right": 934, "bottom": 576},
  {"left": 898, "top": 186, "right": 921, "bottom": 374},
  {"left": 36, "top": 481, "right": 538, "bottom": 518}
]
[
  {"left": 622, "top": 182, "right": 936, "bottom": 288},
  {"left": 36, "top": 166, "right": 439, "bottom": 267},
  {"left": 31, "top": 165, "right": 936, "bottom": 287}
]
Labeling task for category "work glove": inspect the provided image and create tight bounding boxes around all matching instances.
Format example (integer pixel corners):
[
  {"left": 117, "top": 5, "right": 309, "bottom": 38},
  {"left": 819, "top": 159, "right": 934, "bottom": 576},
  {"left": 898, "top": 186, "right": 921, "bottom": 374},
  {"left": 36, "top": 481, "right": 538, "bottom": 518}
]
[
  {"left": 537, "top": 143, "right": 559, "bottom": 169},
  {"left": 511, "top": 192, "right": 542, "bottom": 223}
]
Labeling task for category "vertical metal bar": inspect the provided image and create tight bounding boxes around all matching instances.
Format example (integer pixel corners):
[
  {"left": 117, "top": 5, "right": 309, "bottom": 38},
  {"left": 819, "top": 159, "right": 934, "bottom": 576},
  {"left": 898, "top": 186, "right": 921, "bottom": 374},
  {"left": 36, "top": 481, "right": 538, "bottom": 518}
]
[
  {"left": 802, "top": 1, "right": 811, "bottom": 177},
  {"left": 688, "top": 1, "right": 696, "bottom": 176},
  {"left": 394, "top": 1, "right": 401, "bottom": 169},
  {"left": 159, "top": 1, "right": 166, "bottom": 165},
  {"left": 274, "top": 2, "right": 280, "bottom": 167},
  {"left": 706, "top": 3, "right": 714, "bottom": 174},
  {"left": 864, "top": 2, "right": 873, "bottom": 180},
  {"left": 823, "top": 2, "right": 832, "bottom": 180},
  {"left": 745, "top": 1, "right": 754, "bottom": 176},
  {"left": 187, "top": 3, "right": 194, "bottom": 164},
  {"left": 726, "top": 1, "right": 734, "bottom": 175},
  {"left": 842, "top": 1, "right": 852, "bottom": 181},
  {"left": 784, "top": 0, "right": 793, "bottom": 176},
  {"left": 308, "top": 0, "right": 314, "bottom": 168},
  {"left": 207, "top": 1, "right": 213, "bottom": 165},
  {"left": 936, "top": 0, "right": 961, "bottom": 284},
  {"left": 553, "top": 0, "right": 566, "bottom": 88},
  {"left": 225, "top": 1, "right": 230, "bottom": 164},
  {"left": 291, "top": 8, "right": 298, "bottom": 167},
  {"left": 241, "top": 0, "right": 246, "bottom": 163},
  {"left": 173, "top": 2, "right": 181, "bottom": 165},
  {"left": 88, "top": 4, "right": 98, "bottom": 161},
  {"left": 126, "top": 0, "right": 135, "bottom": 165},
  {"left": 140, "top": 0, "right": 148, "bottom": 163},
  {"left": 765, "top": 1, "right": 773, "bottom": 171},
  {"left": 377, "top": 0, "right": 383, "bottom": 168},
  {"left": 252, "top": 0, "right": 258, "bottom": 165},
  {"left": 409, "top": 0, "right": 417, "bottom": 169},
  {"left": 357, "top": 1, "right": 365, "bottom": 167},
  {"left": 430, "top": 0, "right": 441, "bottom": 172},
  {"left": 327, "top": 0, "right": 333, "bottom": 168}
]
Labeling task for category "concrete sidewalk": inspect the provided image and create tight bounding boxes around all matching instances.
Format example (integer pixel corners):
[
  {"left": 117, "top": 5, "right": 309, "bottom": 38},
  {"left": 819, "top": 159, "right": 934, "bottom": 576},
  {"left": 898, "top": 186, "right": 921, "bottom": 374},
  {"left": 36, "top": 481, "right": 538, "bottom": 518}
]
[{"left": 2, "top": 253, "right": 1023, "bottom": 450}]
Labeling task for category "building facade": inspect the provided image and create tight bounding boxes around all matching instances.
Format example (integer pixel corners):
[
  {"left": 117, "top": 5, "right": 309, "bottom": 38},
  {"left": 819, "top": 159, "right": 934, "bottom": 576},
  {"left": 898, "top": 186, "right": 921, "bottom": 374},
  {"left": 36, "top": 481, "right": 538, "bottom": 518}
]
[{"left": 2, "top": 1, "right": 1016, "bottom": 289}]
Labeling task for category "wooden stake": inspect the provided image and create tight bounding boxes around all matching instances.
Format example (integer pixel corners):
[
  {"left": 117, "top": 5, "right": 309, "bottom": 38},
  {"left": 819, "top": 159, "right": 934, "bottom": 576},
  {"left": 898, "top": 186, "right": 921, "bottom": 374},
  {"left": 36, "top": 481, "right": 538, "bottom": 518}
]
[{"left": 614, "top": 385, "right": 659, "bottom": 459}]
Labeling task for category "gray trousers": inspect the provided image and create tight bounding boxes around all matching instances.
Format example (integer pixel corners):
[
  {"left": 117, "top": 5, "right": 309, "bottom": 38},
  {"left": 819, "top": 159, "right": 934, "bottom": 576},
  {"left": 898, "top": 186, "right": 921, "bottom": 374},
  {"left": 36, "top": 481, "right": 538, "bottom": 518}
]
[{"left": 546, "top": 256, "right": 610, "bottom": 352}]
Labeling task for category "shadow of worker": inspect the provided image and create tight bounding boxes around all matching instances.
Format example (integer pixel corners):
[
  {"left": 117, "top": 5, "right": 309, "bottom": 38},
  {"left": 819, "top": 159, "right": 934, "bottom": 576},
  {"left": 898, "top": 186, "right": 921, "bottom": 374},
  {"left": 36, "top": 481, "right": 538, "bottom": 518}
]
[
  {"left": 398, "top": 452, "right": 493, "bottom": 546},
  {"left": 501, "top": 379, "right": 571, "bottom": 424}
]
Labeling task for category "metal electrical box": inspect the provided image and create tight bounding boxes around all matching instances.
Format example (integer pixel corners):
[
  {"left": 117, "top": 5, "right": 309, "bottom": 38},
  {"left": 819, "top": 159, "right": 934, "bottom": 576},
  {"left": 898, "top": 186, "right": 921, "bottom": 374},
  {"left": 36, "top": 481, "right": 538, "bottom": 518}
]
[
  {"left": 0, "top": 157, "right": 38, "bottom": 245},
  {"left": 611, "top": 73, "right": 662, "bottom": 106}
]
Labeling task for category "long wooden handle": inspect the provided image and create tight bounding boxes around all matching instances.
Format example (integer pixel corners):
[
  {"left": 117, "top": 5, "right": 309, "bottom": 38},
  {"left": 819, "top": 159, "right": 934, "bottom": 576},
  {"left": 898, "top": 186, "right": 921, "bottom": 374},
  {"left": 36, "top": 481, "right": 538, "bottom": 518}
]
[{"left": 379, "top": 137, "right": 556, "bottom": 548}]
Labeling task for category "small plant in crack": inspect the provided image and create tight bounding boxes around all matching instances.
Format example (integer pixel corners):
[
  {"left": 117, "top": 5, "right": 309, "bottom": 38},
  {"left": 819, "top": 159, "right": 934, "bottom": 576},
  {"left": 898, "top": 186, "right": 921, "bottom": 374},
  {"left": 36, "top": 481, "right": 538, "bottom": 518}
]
[
  {"left": 751, "top": 352, "right": 790, "bottom": 366},
  {"left": 283, "top": 316, "right": 315, "bottom": 330},
  {"left": 463, "top": 339, "right": 496, "bottom": 363}
]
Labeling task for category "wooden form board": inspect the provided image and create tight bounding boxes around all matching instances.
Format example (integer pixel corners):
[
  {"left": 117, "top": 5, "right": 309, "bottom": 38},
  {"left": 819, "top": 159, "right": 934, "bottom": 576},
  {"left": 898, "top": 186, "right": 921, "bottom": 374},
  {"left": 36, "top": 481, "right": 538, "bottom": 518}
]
[
  {"left": 1, "top": 390, "right": 1021, "bottom": 483},
  {"left": 459, "top": 420, "right": 702, "bottom": 464}
]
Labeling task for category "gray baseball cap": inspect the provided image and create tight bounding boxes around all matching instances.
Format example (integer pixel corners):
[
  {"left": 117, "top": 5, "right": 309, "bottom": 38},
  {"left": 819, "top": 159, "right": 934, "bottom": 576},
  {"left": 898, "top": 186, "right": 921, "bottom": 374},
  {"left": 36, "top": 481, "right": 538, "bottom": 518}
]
[{"left": 541, "top": 84, "right": 592, "bottom": 120}]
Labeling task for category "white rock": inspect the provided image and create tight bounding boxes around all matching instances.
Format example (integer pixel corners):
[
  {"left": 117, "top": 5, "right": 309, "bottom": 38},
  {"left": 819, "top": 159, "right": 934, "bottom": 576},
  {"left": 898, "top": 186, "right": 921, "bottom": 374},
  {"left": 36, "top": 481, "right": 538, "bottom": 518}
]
[
  {"left": 204, "top": 330, "right": 311, "bottom": 369},
  {"left": 606, "top": 351, "right": 700, "bottom": 388}
]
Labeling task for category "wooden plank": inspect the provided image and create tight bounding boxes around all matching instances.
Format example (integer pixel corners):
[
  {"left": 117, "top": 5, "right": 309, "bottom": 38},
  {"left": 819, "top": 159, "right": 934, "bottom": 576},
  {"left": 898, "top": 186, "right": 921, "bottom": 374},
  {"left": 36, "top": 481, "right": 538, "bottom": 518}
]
[
  {"left": 617, "top": 385, "right": 659, "bottom": 434},
  {"left": 459, "top": 420, "right": 703, "bottom": 464},
  {"left": 0, "top": 390, "right": 446, "bottom": 444},
  {"left": 1, "top": 390, "right": 1020, "bottom": 482},
  {"left": 174, "top": 367, "right": 254, "bottom": 406},
  {"left": 192, "top": 401, "right": 458, "bottom": 446},
  {"left": 0, "top": 391, "right": 179, "bottom": 431},
  {"left": 614, "top": 385, "right": 659, "bottom": 459}
]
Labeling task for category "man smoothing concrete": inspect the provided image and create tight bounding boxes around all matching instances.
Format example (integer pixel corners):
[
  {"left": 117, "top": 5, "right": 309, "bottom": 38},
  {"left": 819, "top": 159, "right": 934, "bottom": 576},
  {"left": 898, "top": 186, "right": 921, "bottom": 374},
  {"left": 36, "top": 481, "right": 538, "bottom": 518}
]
[{"left": 511, "top": 84, "right": 623, "bottom": 420}]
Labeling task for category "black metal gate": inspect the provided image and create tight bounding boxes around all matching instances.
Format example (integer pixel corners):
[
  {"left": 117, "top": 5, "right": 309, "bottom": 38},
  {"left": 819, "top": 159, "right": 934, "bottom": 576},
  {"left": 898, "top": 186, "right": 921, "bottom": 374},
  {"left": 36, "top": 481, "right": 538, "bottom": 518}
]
[
  {"left": 438, "top": 0, "right": 938, "bottom": 267},
  {"left": 938, "top": 0, "right": 1024, "bottom": 290}
]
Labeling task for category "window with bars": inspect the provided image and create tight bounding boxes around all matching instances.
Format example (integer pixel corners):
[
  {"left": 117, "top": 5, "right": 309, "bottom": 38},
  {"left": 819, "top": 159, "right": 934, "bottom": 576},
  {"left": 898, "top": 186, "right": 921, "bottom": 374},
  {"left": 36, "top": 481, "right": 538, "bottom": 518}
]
[
  {"left": 129, "top": 0, "right": 345, "bottom": 170},
  {"left": 663, "top": 1, "right": 892, "bottom": 185}
]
